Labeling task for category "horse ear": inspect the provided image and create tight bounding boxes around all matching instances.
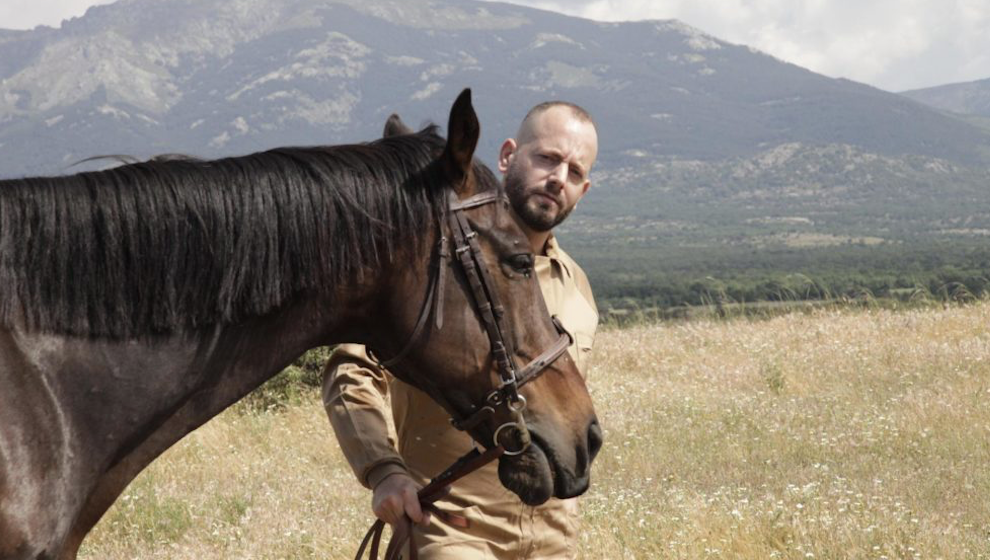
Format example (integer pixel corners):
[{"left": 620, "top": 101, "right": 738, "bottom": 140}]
[
  {"left": 383, "top": 114, "right": 413, "bottom": 137},
  {"left": 442, "top": 88, "right": 480, "bottom": 196}
]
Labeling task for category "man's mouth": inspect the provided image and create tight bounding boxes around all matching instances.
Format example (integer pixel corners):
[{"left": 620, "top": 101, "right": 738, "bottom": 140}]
[{"left": 532, "top": 192, "right": 560, "bottom": 207}]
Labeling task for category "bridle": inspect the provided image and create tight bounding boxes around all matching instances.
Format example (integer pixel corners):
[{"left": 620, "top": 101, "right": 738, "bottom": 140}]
[
  {"left": 371, "top": 188, "right": 573, "bottom": 456},
  {"left": 357, "top": 188, "right": 574, "bottom": 560}
]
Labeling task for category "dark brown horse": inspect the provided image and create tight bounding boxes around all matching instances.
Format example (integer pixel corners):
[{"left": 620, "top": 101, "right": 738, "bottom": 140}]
[{"left": 0, "top": 90, "right": 600, "bottom": 559}]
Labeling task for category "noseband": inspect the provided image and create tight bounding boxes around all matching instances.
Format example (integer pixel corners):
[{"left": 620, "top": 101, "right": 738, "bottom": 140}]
[{"left": 372, "top": 189, "right": 573, "bottom": 455}]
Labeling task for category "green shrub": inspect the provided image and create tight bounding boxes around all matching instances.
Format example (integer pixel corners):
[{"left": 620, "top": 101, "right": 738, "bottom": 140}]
[{"left": 237, "top": 346, "right": 334, "bottom": 413}]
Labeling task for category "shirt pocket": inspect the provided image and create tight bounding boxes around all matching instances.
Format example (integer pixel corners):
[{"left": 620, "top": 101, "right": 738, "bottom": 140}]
[{"left": 572, "top": 332, "right": 595, "bottom": 376}]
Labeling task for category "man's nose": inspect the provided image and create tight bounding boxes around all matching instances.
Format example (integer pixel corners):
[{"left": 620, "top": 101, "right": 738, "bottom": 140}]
[{"left": 547, "top": 163, "right": 567, "bottom": 190}]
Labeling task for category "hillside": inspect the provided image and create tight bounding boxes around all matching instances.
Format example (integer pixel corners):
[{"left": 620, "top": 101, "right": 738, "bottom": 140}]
[
  {"left": 901, "top": 77, "right": 990, "bottom": 118},
  {"left": 3, "top": 0, "right": 990, "bottom": 308},
  {"left": 2, "top": 0, "right": 990, "bottom": 177},
  {"left": 564, "top": 139, "right": 990, "bottom": 308}
]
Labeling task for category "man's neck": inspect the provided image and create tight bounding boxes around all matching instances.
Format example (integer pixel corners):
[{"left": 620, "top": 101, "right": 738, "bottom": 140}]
[
  {"left": 509, "top": 207, "right": 552, "bottom": 255},
  {"left": 526, "top": 229, "right": 552, "bottom": 256}
]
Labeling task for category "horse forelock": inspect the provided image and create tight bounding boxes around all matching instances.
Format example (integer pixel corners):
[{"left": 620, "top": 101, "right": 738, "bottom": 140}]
[{"left": 0, "top": 125, "right": 460, "bottom": 339}]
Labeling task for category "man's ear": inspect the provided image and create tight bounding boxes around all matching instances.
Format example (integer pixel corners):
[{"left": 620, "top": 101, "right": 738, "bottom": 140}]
[
  {"left": 442, "top": 88, "right": 480, "bottom": 196},
  {"left": 383, "top": 114, "right": 413, "bottom": 138},
  {"left": 498, "top": 138, "right": 517, "bottom": 174}
]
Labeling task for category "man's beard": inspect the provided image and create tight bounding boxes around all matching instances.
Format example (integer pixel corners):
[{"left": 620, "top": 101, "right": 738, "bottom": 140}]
[{"left": 504, "top": 166, "right": 575, "bottom": 232}]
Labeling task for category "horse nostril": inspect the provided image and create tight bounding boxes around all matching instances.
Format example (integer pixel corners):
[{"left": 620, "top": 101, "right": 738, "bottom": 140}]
[{"left": 587, "top": 418, "right": 603, "bottom": 461}]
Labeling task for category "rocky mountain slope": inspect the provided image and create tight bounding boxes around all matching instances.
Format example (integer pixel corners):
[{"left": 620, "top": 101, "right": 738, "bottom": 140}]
[{"left": 2, "top": 0, "right": 990, "bottom": 178}]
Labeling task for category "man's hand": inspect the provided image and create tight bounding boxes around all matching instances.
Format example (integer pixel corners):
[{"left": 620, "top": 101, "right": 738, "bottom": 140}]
[{"left": 372, "top": 473, "right": 430, "bottom": 527}]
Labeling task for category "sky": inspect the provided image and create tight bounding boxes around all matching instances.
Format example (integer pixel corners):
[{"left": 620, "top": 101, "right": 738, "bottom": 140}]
[{"left": 1, "top": 0, "right": 988, "bottom": 92}]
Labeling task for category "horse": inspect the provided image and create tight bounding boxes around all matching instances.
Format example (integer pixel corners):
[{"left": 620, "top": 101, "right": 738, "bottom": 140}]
[{"left": 0, "top": 89, "right": 601, "bottom": 559}]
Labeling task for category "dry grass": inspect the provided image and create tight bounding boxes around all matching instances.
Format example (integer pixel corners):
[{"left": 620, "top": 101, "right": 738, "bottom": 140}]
[{"left": 80, "top": 302, "right": 990, "bottom": 559}]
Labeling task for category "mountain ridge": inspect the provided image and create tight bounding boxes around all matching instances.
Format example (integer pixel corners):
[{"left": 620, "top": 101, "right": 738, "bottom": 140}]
[
  {"left": 901, "top": 77, "right": 990, "bottom": 118},
  {"left": 3, "top": 0, "right": 990, "bottom": 179}
]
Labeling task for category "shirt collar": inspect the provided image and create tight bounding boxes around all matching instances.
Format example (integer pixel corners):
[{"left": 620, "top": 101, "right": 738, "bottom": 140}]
[{"left": 539, "top": 235, "right": 573, "bottom": 279}]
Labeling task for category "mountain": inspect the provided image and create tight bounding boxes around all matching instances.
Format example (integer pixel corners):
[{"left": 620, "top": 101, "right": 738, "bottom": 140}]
[
  {"left": 3, "top": 0, "right": 990, "bottom": 178},
  {"left": 901, "top": 77, "right": 990, "bottom": 118},
  {"left": 3, "top": 0, "right": 990, "bottom": 307}
]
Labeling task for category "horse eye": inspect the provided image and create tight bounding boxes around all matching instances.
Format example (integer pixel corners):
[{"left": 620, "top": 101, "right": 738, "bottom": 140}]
[{"left": 508, "top": 253, "right": 534, "bottom": 274}]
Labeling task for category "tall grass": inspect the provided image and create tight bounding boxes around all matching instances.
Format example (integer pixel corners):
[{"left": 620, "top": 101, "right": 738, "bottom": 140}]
[{"left": 80, "top": 302, "right": 990, "bottom": 559}]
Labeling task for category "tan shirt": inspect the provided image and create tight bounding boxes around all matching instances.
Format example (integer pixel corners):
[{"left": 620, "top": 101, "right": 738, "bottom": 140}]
[{"left": 323, "top": 236, "right": 598, "bottom": 559}]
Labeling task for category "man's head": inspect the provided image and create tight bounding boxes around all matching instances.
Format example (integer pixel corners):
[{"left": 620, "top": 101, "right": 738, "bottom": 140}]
[{"left": 498, "top": 102, "right": 598, "bottom": 251}]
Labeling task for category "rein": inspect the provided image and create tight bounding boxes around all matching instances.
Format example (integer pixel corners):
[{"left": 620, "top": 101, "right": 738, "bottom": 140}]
[
  {"left": 354, "top": 445, "right": 504, "bottom": 560},
  {"left": 358, "top": 189, "right": 573, "bottom": 559}
]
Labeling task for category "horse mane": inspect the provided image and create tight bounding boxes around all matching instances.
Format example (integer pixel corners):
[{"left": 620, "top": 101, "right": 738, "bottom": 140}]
[{"left": 0, "top": 125, "right": 496, "bottom": 338}]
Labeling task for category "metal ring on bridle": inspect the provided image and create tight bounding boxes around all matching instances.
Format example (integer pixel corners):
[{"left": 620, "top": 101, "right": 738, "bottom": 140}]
[
  {"left": 493, "top": 422, "right": 529, "bottom": 456},
  {"left": 507, "top": 394, "right": 527, "bottom": 413}
]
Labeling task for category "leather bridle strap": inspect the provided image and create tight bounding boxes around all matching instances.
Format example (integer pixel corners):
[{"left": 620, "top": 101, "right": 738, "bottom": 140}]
[
  {"left": 448, "top": 192, "right": 517, "bottom": 382},
  {"left": 354, "top": 445, "right": 505, "bottom": 560},
  {"left": 516, "top": 316, "right": 573, "bottom": 385},
  {"left": 373, "top": 232, "right": 448, "bottom": 370},
  {"left": 450, "top": 317, "right": 572, "bottom": 435}
]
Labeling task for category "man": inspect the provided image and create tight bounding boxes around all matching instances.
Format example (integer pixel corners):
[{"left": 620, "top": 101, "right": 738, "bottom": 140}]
[{"left": 323, "top": 101, "right": 599, "bottom": 559}]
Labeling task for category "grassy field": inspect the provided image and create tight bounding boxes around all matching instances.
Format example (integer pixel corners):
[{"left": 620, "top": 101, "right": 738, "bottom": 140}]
[{"left": 80, "top": 302, "right": 990, "bottom": 559}]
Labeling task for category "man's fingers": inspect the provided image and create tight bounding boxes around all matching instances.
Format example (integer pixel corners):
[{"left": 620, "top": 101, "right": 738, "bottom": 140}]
[
  {"left": 402, "top": 486, "right": 425, "bottom": 524},
  {"left": 371, "top": 474, "right": 425, "bottom": 527},
  {"left": 372, "top": 494, "right": 402, "bottom": 526}
]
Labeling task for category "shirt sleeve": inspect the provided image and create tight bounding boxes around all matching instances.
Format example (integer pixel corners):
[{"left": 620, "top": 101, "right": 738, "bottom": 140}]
[{"left": 322, "top": 343, "right": 410, "bottom": 489}]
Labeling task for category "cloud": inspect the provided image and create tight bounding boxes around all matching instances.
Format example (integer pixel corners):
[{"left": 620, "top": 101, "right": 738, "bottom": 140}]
[
  {"left": 0, "top": 0, "right": 116, "bottom": 31},
  {"left": 485, "top": 0, "right": 990, "bottom": 91}
]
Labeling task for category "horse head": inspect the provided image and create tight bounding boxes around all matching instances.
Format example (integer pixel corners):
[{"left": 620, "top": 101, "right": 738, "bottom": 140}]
[{"left": 374, "top": 89, "right": 602, "bottom": 505}]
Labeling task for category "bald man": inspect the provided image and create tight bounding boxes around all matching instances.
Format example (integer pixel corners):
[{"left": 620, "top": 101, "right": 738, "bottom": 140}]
[{"left": 323, "top": 101, "right": 600, "bottom": 559}]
